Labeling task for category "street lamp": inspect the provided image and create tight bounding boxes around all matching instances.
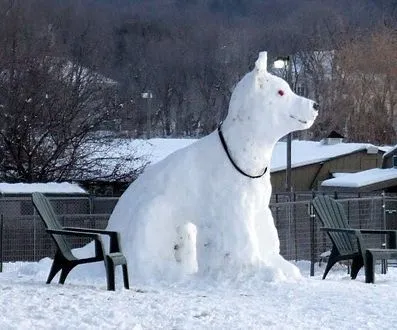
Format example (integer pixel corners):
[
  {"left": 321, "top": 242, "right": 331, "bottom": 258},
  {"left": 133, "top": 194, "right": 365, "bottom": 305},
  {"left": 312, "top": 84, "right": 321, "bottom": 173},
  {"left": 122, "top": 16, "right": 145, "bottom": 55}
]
[
  {"left": 273, "top": 56, "right": 293, "bottom": 192},
  {"left": 273, "top": 58, "right": 286, "bottom": 69},
  {"left": 142, "top": 91, "right": 153, "bottom": 138}
]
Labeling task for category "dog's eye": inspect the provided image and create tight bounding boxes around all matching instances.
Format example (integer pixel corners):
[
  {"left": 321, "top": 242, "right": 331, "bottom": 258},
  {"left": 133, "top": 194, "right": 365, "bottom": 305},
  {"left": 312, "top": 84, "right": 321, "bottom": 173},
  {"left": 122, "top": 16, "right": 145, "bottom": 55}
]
[{"left": 278, "top": 90, "right": 284, "bottom": 96}]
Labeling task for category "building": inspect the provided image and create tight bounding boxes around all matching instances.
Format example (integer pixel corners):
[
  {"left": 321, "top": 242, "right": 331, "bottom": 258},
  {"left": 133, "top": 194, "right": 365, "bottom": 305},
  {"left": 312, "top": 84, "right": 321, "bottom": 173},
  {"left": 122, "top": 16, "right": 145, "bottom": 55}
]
[
  {"left": 270, "top": 137, "right": 388, "bottom": 192},
  {"left": 319, "top": 143, "right": 397, "bottom": 193},
  {"left": 80, "top": 135, "right": 389, "bottom": 195}
]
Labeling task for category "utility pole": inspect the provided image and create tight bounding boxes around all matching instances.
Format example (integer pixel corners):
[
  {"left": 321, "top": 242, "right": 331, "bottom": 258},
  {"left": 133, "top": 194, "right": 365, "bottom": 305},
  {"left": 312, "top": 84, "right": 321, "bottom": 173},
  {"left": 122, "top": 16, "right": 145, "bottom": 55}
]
[
  {"left": 274, "top": 55, "right": 293, "bottom": 192},
  {"left": 286, "top": 56, "right": 293, "bottom": 193}
]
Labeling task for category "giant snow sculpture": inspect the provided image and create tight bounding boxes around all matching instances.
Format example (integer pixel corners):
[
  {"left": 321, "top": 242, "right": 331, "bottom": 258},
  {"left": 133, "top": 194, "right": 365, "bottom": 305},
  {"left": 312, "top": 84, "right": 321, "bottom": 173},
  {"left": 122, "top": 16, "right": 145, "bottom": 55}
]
[{"left": 106, "top": 51, "right": 318, "bottom": 282}]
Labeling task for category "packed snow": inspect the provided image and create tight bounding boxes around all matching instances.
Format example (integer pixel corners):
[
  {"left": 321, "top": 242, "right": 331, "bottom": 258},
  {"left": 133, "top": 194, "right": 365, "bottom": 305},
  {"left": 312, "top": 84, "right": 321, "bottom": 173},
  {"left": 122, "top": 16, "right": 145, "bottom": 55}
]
[
  {"left": 87, "top": 51, "right": 319, "bottom": 284},
  {"left": 0, "top": 260, "right": 397, "bottom": 329}
]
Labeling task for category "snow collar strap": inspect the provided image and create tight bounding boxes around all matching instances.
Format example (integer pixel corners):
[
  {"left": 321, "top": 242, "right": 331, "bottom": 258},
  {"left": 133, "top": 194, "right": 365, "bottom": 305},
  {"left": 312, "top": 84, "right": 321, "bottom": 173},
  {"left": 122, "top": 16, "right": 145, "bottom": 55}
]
[{"left": 217, "top": 124, "right": 267, "bottom": 179}]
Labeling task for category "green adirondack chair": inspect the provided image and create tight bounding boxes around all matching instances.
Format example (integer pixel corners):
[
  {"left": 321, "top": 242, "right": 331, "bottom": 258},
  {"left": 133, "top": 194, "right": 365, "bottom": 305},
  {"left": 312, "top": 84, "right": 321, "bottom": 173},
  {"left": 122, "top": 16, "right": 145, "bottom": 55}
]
[
  {"left": 32, "top": 192, "right": 129, "bottom": 291},
  {"left": 312, "top": 195, "right": 397, "bottom": 280}
]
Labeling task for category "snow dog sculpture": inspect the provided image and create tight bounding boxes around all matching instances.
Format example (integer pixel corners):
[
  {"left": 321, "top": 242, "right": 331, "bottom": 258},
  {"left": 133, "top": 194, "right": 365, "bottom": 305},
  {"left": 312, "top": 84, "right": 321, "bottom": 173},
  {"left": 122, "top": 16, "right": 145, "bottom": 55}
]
[{"left": 106, "top": 51, "right": 318, "bottom": 282}]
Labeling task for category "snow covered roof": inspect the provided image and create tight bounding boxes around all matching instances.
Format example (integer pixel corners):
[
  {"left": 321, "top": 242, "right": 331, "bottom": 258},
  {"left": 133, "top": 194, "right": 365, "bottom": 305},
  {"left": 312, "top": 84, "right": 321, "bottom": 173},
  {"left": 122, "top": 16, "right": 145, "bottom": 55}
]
[
  {"left": 85, "top": 138, "right": 198, "bottom": 181},
  {"left": 87, "top": 138, "right": 390, "bottom": 180},
  {"left": 320, "top": 168, "right": 397, "bottom": 191},
  {"left": 132, "top": 138, "right": 198, "bottom": 165},
  {"left": 128, "top": 139, "right": 387, "bottom": 172},
  {"left": 383, "top": 144, "right": 397, "bottom": 159},
  {"left": 0, "top": 182, "right": 87, "bottom": 195},
  {"left": 270, "top": 140, "right": 388, "bottom": 172}
]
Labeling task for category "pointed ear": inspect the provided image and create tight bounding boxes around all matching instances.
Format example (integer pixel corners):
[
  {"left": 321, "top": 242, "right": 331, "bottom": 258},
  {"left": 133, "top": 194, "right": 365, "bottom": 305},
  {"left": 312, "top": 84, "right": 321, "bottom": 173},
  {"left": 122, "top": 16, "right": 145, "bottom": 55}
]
[{"left": 255, "top": 51, "right": 268, "bottom": 74}]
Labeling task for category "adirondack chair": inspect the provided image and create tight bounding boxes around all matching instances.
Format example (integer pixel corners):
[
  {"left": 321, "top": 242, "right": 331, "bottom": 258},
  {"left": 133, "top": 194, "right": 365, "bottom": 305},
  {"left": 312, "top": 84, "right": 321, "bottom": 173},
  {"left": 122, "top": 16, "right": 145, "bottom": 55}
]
[
  {"left": 32, "top": 192, "right": 129, "bottom": 291},
  {"left": 312, "top": 195, "right": 397, "bottom": 280}
]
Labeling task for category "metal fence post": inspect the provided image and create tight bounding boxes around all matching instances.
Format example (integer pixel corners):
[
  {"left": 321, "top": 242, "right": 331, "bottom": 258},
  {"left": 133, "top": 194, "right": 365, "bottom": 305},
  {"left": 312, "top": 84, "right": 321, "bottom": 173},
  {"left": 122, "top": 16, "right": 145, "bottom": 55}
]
[
  {"left": 33, "top": 207, "right": 37, "bottom": 261},
  {"left": 309, "top": 202, "right": 316, "bottom": 277},
  {"left": 293, "top": 192, "right": 298, "bottom": 261},
  {"left": 382, "top": 192, "right": 386, "bottom": 230},
  {"left": 0, "top": 214, "right": 3, "bottom": 272},
  {"left": 89, "top": 196, "right": 94, "bottom": 214}
]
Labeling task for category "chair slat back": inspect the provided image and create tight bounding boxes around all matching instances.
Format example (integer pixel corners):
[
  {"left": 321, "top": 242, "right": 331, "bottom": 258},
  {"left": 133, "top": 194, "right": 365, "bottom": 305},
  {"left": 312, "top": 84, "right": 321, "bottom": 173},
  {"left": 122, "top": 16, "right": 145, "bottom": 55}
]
[
  {"left": 312, "top": 195, "right": 358, "bottom": 255},
  {"left": 32, "top": 192, "right": 74, "bottom": 259}
]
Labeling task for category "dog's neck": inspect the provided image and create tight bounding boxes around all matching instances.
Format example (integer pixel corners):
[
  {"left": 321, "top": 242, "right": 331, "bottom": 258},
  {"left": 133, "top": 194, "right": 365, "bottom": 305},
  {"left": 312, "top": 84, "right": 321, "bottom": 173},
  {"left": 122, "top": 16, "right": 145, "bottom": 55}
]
[{"left": 220, "top": 119, "right": 280, "bottom": 178}]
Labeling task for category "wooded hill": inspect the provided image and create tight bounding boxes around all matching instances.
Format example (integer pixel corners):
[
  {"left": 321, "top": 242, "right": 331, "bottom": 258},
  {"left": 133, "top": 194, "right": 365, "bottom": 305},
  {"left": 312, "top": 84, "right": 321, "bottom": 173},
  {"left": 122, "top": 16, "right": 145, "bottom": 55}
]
[{"left": 0, "top": 0, "right": 396, "bottom": 182}]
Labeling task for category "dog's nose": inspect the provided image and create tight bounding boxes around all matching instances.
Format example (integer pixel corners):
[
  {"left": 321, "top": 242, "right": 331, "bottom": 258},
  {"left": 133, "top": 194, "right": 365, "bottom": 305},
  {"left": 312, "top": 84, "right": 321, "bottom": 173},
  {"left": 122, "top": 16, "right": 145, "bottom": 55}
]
[{"left": 313, "top": 102, "right": 320, "bottom": 111}]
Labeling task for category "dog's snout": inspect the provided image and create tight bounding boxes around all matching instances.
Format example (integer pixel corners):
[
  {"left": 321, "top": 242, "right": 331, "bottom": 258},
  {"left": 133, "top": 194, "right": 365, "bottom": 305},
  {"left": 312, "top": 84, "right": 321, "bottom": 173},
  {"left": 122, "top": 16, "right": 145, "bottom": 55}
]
[{"left": 313, "top": 102, "right": 319, "bottom": 111}]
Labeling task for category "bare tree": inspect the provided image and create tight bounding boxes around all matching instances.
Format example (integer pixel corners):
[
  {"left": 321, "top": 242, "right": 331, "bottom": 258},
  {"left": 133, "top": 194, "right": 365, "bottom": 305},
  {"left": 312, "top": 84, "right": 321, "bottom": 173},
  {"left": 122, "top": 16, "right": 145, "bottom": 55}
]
[
  {"left": 0, "top": 1, "right": 145, "bottom": 182},
  {"left": 333, "top": 27, "right": 397, "bottom": 144}
]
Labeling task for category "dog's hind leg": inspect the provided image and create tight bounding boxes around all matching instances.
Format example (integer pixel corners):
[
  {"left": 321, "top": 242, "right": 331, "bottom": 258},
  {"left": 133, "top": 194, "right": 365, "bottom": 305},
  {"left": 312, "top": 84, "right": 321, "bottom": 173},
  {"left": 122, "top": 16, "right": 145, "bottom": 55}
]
[{"left": 174, "top": 223, "right": 198, "bottom": 274}]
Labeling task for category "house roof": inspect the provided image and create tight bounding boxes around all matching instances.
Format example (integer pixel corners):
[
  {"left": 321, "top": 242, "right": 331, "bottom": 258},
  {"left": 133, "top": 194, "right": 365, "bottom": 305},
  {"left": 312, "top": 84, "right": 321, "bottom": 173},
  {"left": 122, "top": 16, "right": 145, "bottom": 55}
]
[
  {"left": 91, "top": 138, "right": 389, "bottom": 179},
  {"left": 270, "top": 140, "right": 388, "bottom": 172},
  {"left": 383, "top": 144, "right": 397, "bottom": 159},
  {"left": 0, "top": 182, "right": 87, "bottom": 195},
  {"left": 320, "top": 168, "right": 397, "bottom": 192}
]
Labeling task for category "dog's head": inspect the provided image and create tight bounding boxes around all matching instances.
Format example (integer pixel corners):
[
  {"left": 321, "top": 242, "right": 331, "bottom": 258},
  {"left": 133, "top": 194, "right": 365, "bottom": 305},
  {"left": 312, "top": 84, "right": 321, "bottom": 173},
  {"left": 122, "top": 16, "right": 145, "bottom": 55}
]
[{"left": 224, "top": 52, "right": 318, "bottom": 141}]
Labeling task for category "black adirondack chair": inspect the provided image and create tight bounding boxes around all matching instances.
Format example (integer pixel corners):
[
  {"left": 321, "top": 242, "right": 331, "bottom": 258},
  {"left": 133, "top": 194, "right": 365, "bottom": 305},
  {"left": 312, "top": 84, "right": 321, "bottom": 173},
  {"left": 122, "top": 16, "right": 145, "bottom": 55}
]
[
  {"left": 312, "top": 195, "right": 397, "bottom": 280},
  {"left": 32, "top": 192, "right": 129, "bottom": 291}
]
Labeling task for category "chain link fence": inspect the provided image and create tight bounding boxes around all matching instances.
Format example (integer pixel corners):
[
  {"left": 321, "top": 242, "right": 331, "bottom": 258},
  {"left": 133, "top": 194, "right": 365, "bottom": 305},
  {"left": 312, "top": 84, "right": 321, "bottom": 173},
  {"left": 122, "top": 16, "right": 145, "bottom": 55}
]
[
  {"left": 1, "top": 193, "right": 397, "bottom": 275},
  {"left": 273, "top": 194, "right": 389, "bottom": 260},
  {"left": 0, "top": 196, "right": 117, "bottom": 266}
]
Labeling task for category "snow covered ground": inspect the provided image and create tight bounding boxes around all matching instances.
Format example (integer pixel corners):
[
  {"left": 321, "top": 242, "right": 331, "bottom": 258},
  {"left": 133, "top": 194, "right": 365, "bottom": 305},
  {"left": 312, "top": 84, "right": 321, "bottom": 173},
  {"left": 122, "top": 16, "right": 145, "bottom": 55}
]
[{"left": 0, "top": 260, "right": 396, "bottom": 329}]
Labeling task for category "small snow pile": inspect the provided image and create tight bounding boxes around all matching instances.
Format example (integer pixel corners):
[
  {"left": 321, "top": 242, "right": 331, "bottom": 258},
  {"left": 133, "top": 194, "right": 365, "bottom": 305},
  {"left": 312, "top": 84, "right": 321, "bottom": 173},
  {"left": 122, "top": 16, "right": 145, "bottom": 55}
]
[{"left": 80, "top": 51, "right": 318, "bottom": 285}]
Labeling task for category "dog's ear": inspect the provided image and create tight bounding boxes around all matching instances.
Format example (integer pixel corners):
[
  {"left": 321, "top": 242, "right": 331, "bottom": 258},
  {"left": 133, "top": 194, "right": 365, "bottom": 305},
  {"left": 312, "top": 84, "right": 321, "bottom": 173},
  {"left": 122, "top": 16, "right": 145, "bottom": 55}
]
[{"left": 255, "top": 51, "right": 268, "bottom": 75}]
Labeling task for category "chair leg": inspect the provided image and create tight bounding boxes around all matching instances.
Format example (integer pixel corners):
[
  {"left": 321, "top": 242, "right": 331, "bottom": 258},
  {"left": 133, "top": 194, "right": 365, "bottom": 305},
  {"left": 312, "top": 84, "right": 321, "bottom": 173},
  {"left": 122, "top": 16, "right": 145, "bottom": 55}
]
[
  {"left": 122, "top": 264, "right": 129, "bottom": 289},
  {"left": 59, "top": 264, "right": 75, "bottom": 284},
  {"left": 322, "top": 258, "right": 337, "bottom": 280},
  {"left": 46, "top": 261, "right": 62, "bottom": 284},
  {"left": 47, "top": 251, "right": 68, "bottom": 284},
  {"left": 322, "top": 246, "right": 341, "bottom": 280},
  {"left": 350, "top": 256, "right": 363, "bottom": 279},
  {"left": 105, "top": 257, "right": 115, "bottom": 291},
  {"left": 365, "top": 251, "right": 375, "bottom": 283}
]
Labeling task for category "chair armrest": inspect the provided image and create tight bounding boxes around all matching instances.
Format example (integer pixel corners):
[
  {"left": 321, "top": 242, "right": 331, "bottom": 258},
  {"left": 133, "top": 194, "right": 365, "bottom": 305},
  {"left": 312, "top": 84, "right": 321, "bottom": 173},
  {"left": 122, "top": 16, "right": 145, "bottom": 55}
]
[
  {"left": 359, "top": 229, "right": 397, "bottom": 249},
  {"left": 320, "top": 227, "right": 361, "bottom": 235},
  {"left": 321, "top": 228, "right": 397, "bottom": 250},
  {"left": 46, "top": 229, "right": 105, "bottom": 257},
  {"left": 359, "top": 229, "right": 396, "bottom": 234},
  {"left": 46, "top": 229, "right": 101, "bottom": 239},
  {"left": 63, "top": 227, "right": 122, "bottom": 253},
  {"left": 63, "top": 227, "right": 118, "bottom": 236}
]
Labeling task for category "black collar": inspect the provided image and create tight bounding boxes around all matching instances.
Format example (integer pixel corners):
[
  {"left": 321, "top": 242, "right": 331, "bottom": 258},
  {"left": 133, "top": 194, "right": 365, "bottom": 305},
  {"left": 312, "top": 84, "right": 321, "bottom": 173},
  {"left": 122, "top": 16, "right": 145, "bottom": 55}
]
[{"left": 217, "top": 124, "right": 267, "bottom": 179}]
